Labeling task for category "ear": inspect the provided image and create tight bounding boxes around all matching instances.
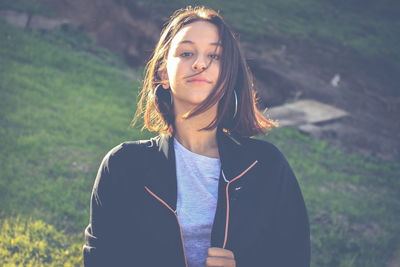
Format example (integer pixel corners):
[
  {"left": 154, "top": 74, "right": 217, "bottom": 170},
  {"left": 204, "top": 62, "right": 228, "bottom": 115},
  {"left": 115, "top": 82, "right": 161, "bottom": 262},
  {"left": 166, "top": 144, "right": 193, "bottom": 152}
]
[{"left": 159, "top": 68, "right": 170, "bottom": 89}]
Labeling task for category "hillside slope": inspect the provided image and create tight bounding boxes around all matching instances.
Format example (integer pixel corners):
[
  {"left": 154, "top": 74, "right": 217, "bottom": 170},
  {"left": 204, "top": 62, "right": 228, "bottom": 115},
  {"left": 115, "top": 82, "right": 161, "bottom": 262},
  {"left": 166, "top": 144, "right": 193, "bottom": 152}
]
[
  {"left": 1, "top": 3, "right": 400, "bottom": 266},
  {"left": 28, "top": 0, "right": 400, "bottom": 160}
]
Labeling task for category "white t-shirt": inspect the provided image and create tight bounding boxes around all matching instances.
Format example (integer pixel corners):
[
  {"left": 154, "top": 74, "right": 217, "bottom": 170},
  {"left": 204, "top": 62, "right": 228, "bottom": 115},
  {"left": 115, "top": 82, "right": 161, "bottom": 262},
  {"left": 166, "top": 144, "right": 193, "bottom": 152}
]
[{"left": 174, "top": 138, "right": 221, "bottom": 267}]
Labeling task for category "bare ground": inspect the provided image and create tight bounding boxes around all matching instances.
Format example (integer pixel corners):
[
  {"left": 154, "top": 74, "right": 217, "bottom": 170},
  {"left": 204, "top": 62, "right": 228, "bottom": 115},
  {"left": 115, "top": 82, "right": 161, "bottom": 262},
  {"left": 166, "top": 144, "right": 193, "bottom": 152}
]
[{"left": 245, "top": 38, "right": 400, "bottom": 160}]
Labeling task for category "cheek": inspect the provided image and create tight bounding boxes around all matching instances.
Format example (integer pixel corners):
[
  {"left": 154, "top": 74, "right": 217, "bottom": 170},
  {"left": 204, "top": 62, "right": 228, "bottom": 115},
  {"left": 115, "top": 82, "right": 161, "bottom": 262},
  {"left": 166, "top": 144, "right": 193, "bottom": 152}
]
[
  {"left": 166, "top": 58, "right": 182, "bottom": 82},
  {"left": 211, "top": 63, "right": 221, "bottom": 80}
]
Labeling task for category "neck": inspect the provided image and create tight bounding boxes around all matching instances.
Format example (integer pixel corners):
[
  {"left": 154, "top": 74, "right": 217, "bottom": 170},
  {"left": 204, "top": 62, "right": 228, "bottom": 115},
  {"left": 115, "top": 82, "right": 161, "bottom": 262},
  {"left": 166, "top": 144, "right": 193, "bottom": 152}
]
[{"left": 173, "top": 105, "right": 219, "bottom": 158}]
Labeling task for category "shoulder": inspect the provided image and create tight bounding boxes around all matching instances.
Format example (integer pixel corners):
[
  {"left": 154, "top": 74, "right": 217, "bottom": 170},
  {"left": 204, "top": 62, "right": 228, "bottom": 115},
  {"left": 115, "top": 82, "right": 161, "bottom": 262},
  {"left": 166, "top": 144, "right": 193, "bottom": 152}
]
[
  {"left": 239, "top": 136, "right": 288, "bottom": 166},
  {"left": 100, "top": 136, "right": 161, "bottom": 173},
  {"left": 236, "top": 136, "right": 298, "bottom": 182}
]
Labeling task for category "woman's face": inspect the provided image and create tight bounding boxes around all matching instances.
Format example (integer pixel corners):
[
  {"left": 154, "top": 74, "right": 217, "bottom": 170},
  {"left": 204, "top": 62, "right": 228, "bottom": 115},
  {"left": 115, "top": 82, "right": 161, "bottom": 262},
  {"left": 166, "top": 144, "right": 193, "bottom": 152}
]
[{"left": 163, "top": 21, "right": 222, "bottom": 111}]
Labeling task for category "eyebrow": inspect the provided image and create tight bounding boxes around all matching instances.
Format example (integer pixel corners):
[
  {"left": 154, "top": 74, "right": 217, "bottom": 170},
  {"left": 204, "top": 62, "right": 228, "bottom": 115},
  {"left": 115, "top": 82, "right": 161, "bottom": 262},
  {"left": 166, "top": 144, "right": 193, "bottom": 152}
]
[{"left": 178, "top": 40, "right": 222, "bottom": 46}]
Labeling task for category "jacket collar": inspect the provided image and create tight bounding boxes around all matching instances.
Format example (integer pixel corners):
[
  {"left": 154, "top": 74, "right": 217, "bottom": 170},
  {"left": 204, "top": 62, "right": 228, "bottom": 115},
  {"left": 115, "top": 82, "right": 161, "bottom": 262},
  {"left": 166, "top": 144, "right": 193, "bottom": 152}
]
[
  {"left": 144, "top": 128, "right": 258, "bottom": 210},
  {"left": 143, "top": 133, "right": 177, "bottom": 210},
  {"left": 216, "top": 128, "right": 258, "bottom": 181},
  {"left": 157, "top": 128, "right": 257, "bottom": 180}
]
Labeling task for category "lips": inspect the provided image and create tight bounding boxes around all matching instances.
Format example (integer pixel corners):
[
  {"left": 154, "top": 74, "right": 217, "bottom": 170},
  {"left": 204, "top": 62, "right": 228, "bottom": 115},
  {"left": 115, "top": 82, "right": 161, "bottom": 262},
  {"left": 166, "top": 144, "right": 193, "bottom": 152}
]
[{"left": 187, "top": 77, "right": 211, "bottom": 83}]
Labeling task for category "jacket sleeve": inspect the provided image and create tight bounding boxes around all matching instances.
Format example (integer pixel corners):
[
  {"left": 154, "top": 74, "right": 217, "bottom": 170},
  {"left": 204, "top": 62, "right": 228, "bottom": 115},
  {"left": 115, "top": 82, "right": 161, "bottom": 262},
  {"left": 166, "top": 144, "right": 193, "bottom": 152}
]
[
  {"left": 267, "top": 155, "right": 311, "bottom": 267},
  {"left": 83, "top": 148, "right": 129, "bottom": 266}
]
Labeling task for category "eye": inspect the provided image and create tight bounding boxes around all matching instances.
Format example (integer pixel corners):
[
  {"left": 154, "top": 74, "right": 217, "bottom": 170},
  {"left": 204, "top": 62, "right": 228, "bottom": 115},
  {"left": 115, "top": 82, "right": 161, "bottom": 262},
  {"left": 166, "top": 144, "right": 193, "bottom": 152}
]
[
  {"left": 209, "top": 54, "right": 220, "bottom": 60},
  {"left": 180, "top": 52, "right": 193, "bottom": 57}
]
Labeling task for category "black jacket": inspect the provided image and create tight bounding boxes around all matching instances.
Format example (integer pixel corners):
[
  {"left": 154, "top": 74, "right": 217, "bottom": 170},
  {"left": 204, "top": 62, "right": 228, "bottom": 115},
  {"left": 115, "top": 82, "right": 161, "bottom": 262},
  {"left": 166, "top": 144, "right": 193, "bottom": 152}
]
[{"left": 83, "top": 129, "right": 310, "bottom": 266}]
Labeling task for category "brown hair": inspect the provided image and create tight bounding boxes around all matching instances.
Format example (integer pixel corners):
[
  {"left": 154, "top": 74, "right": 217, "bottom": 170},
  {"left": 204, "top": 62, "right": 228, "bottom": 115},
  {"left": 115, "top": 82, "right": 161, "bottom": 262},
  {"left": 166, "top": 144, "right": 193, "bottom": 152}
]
[{"left": 133, "top": 6, "right": 277, "bottom": 137}]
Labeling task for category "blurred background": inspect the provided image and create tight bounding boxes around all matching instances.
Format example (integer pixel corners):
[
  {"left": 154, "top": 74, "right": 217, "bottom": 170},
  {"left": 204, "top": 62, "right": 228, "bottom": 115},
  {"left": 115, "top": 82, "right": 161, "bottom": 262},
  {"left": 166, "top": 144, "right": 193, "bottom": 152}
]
[{"left": 0, "top": 0, "right": 399, "bottom": 266}]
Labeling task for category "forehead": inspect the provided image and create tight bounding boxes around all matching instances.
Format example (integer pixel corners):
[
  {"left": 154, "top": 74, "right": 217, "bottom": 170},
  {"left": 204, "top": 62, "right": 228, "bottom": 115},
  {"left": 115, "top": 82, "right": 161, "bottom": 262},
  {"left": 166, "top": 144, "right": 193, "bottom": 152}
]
[{"left": 170, "top": 21, "right": 220, "bottom": 48}]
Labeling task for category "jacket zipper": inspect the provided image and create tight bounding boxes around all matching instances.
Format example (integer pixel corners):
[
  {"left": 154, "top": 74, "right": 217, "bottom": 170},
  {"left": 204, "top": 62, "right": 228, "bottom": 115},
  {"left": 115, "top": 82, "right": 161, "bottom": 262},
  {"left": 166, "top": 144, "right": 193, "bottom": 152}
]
[
  {"left": 144, "top": 160, "right": 258, "bottom": 265},
  {"left": 144, "top": 186, "right": 188, "bottom": 267},
  {"left": 222, "top": 160, "right": 258, "bottom": 249}
]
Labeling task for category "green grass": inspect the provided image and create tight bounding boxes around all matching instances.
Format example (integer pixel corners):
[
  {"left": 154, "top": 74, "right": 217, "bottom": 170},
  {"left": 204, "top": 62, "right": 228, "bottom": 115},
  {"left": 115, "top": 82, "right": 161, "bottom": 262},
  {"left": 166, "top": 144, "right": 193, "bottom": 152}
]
[
  {"left": 1, "top": 13, "right": 400, "bottom": 267},
  {"left": 0, "top": 21, "right": 152, "bottom": 234},
  {"left": 0, "top": 21, "right": 153, "bottom": 265},
  {"left": 0, "top": 217, "right": 82, "bottom": 266}
]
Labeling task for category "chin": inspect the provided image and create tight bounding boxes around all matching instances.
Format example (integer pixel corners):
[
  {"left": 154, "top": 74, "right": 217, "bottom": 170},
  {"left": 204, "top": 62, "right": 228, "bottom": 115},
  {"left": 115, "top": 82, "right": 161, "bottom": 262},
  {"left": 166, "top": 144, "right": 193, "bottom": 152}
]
[
  {"left": 190, "top": 96, "right": 210, "bottom": 105},
  {"left": 183, "top": 94, "right": 210, "bottom": 104}
]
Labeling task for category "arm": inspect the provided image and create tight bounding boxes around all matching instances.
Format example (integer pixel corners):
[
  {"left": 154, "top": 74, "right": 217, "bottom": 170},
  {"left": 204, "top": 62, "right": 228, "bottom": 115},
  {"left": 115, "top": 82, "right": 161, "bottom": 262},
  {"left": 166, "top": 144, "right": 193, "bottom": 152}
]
[
  {"left": 272, "top": 159, "right": 311, "bottom": 267},
  {"left": 83, "top": 149, "right": 126, "bottom": 266}
]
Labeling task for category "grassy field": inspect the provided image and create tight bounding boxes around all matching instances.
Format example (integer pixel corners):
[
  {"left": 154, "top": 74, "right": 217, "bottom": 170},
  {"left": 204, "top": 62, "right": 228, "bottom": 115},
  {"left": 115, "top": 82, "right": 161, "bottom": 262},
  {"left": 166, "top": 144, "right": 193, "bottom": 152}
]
[
  {"left": 1, "top": 5, "right": 400, "bottom": 267},
  {"left": 0, "top": 21, "right": 151, "bottom": 265}
]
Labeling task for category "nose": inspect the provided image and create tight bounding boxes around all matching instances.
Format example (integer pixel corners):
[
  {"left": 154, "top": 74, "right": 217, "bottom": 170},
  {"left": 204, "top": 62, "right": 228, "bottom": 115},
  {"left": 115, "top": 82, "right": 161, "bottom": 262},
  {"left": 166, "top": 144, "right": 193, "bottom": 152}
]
[{"left": 192, "top": 55, "right": 207, "bottom": 71}]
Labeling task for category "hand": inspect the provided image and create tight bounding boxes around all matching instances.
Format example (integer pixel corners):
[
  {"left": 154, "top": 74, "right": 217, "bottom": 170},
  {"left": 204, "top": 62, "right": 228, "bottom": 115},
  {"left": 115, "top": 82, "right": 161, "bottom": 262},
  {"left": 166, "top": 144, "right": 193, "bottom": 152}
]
[{"left": 205, "top": 247, "right": 236, "bottom": 267}]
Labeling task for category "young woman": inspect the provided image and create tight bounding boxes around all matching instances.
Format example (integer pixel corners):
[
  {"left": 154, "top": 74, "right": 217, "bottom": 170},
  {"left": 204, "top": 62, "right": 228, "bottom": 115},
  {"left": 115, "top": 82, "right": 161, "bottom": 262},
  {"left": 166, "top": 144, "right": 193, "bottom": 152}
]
[{"left": 83, "top": 6, "right": 310, "bottom": 267}]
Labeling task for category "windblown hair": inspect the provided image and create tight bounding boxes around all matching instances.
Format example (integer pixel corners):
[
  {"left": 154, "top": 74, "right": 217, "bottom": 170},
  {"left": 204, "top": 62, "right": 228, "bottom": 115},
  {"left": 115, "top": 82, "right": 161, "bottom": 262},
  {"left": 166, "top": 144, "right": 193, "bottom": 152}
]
[{"left": 133, "top": 6, "right": 277, "bottom": 136}]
